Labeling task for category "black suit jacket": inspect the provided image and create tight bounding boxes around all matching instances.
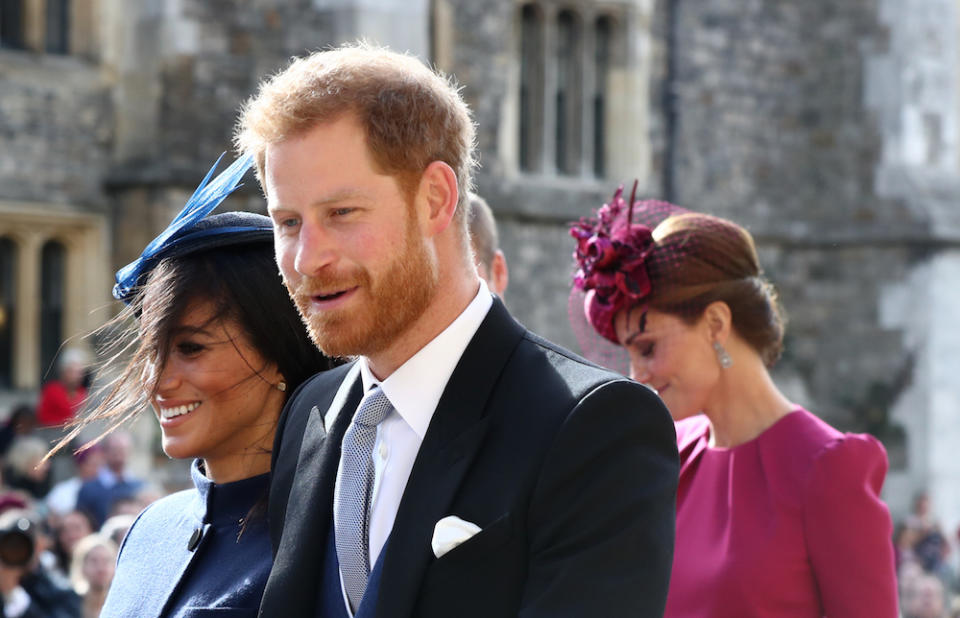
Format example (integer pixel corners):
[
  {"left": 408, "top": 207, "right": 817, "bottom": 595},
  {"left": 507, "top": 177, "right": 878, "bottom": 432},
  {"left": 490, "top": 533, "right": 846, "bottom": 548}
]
[{"left": 259, "top": 299, "right": 678, "bottom": 618}]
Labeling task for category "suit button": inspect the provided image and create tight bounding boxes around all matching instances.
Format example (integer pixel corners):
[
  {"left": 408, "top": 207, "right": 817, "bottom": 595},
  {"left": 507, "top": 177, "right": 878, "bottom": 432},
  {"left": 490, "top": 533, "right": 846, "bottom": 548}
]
[{"left": 188, "top": 528, "right": 203, "bottom": 551}]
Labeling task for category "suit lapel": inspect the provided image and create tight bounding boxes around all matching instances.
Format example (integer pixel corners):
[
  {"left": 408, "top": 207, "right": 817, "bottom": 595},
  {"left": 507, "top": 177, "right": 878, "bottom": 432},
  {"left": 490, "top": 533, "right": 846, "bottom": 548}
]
[
  {"left": 261, "top": 364, "right": 363, "bottom": 615},
  {"left": 373, "top": 299, "right": 525, "bottom": 618}
]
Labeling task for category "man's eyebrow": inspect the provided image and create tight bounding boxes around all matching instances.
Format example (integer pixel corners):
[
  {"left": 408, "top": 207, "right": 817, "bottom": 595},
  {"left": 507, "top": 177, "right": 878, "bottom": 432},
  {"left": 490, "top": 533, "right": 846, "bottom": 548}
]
[
  {"left": 268, "top": 189, "right": 368, "bottom": 213},
  {"left": 311, "top": 189, "right": 367, "bottom": 206}
]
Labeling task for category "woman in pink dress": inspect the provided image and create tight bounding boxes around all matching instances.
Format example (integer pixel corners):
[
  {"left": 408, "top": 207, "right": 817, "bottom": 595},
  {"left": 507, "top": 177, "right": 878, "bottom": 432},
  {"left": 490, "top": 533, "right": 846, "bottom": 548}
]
[{"left": 570, "top": 186, "right": 898, "bottom": 617}]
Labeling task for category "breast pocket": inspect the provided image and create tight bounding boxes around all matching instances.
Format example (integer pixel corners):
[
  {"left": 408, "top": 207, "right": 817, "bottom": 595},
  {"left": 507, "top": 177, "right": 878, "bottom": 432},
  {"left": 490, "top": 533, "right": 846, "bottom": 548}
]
[
  {"left": 418, "top": 513, "right": 526, "bottom": 618},
  {"left": 433, "top": 512, "right": 515, "bottom": 565}
]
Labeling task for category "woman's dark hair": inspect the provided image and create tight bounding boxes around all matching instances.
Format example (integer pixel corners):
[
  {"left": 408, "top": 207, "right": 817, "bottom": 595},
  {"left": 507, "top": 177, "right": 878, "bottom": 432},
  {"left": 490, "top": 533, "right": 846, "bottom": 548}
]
[
  {"left": 645, "top": 212, "right": 786, "bottom": 366},
  {"left": 48, "top": 242, "right": 332, "bottom": 456}
]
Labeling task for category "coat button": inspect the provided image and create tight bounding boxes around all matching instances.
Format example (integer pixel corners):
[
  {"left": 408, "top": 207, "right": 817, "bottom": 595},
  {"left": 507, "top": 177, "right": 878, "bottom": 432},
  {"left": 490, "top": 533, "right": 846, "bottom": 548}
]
[{"left": 188, "top": 528, "right": 203, "bottom": 551}]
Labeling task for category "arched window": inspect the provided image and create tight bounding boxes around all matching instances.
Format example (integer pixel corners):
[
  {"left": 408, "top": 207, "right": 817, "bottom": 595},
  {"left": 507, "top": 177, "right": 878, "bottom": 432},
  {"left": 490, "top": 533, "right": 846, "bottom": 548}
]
[
  {"left": 40, "top": 240, "right": 66, "bottom": 381},
  {"left": 0, "top": 237, "right": 14, "bottom": 389},
  {"left": 519, "top": 4, "right": 544, "bottom": 172},
  {"left": 45, "top": 0, "right": 69, "bottom": 54},
  {"left": 0, "top": 0, "right": 25, "bottom": 50}
]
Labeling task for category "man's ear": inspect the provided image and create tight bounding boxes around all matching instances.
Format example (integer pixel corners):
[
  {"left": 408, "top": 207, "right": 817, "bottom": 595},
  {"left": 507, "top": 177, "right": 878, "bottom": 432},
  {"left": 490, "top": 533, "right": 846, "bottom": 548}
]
[
  {"left": 416, "top": 161, "right": 459, "bottom": 237},
  {"left": 490, "top": 250, "right": 509, "bottom": 297}
]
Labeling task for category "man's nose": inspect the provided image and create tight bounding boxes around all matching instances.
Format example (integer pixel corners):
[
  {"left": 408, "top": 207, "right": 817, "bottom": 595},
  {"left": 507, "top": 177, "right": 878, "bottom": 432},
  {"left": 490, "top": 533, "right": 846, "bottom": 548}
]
[{"left": 293, "top": 222, "right": 337, "bottom": 276}]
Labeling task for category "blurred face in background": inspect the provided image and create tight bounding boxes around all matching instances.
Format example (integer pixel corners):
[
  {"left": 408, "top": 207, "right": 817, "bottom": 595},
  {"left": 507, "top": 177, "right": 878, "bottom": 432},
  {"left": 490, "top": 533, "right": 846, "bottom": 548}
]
[
  {"left": 103, "top": 434, "right": 131, "bottom": 475},
  {"left": 58, "top": 511, "right": 92, "bottom": 557},
  {"left": 75, "top": 448, "right": 104, "bottom": 480},
  {"left": 82, "top": 543, "right": 116, "bottom": 591},
  {"left": 61, "top": 362, "right": 85, "bottom": 390}
]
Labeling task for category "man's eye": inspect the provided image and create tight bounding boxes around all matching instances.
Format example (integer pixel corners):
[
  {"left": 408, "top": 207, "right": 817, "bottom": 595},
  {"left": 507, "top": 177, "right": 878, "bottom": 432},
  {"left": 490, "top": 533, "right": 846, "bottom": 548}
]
[
  {"left": 278, "top": 217, "right": 299, "bottom": 228},
  {"left": 639, "top": 342, "right": 655, "bottom": 357},
  {"left": 332, "top": 207, "right": 354, "bottom": 217}
]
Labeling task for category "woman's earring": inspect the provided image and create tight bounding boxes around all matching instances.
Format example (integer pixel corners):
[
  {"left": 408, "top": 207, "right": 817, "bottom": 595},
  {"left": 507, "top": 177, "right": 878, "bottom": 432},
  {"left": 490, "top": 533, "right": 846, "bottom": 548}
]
[
  {"left": 276, "top": 381, "right": 287, "bottom": 392},
  {"left": 713, "top": 342, "right": 733, "bottom": 369}
]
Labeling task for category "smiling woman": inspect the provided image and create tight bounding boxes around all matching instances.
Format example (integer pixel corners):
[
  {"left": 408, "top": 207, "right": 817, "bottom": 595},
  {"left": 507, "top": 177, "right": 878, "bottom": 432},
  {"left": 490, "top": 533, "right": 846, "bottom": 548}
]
[
  {"left": 47, "top": 155, "right": 333, "bottom": 617},
  {"left": 147, "top": 295, "right": 284, "bottom": 479}
]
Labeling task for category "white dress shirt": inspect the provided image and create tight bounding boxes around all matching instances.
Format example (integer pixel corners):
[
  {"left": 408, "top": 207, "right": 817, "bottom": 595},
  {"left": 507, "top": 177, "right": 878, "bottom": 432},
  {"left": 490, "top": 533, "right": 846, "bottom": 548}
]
[{"left": 333, "top": 280, "right": 493, "bottom": 611}]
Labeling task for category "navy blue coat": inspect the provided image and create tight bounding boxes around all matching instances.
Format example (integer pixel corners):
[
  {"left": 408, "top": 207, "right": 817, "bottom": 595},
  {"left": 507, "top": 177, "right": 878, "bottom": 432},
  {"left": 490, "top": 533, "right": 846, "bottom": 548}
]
[{"left": 101, "top": 461, "right": 271, "bottom": 618}]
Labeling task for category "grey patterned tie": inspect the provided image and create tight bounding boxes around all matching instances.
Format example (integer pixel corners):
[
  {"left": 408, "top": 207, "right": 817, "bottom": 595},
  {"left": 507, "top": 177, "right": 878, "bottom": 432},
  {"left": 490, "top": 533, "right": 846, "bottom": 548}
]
[{"left": 335, "top": 385, "right": 392, "bottom": 612}]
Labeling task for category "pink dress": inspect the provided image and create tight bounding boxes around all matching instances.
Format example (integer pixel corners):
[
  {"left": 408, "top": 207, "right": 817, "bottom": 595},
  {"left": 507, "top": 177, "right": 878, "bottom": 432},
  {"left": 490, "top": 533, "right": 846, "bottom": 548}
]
[{"left": 665, "top": 408, "right": 898, "bottom": 617}]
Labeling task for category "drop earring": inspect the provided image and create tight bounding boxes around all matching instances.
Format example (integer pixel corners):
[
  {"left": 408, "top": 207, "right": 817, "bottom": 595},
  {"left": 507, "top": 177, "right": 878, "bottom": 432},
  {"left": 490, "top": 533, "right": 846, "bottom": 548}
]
[{"left": 713, "top": 342, "right": 733, "bottom": 369}]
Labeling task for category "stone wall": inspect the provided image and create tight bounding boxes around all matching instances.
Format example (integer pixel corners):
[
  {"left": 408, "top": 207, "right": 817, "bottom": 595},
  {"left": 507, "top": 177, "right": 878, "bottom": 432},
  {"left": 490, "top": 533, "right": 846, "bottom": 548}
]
[
  {"left": 663, "top": 1, "right": 903, "bottom": 226},
  {"left": 0, "top": 52, "right": 112, "bottom": 208}
]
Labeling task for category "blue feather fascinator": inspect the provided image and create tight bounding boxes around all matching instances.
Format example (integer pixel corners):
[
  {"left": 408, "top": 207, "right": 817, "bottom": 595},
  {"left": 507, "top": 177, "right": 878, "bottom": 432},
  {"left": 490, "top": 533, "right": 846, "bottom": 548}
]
[{"left": 113, "top": 153, "right": 273, "bottom": 304}]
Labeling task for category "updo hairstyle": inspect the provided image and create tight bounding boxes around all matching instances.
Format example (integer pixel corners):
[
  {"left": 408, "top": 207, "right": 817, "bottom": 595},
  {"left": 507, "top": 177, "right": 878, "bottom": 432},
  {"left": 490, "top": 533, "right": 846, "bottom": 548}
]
[{"left": 644, "top": 213, "right": 786, "bottom": 366}]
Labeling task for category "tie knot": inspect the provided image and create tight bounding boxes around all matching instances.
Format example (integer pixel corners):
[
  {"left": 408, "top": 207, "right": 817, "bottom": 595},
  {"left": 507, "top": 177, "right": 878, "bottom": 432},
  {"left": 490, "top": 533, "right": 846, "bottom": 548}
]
[{"left": 354, "top": 386, "right": 392, "bottom": 428}]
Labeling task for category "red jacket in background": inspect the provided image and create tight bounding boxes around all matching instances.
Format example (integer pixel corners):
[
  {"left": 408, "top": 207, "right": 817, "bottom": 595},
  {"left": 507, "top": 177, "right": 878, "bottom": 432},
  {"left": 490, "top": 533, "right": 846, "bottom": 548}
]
[{"left": 36, "top": 381, "right": 86, "bottom": 427}]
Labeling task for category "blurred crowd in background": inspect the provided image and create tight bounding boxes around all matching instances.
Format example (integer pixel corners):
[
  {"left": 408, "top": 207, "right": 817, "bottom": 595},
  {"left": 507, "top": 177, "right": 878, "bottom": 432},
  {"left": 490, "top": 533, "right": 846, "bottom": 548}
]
[
  {"left": 0, "top": 351, "right": 164, "bottom": 618},
  {"left": 898, "top": 490, "right": 960, "bottom": 618}
]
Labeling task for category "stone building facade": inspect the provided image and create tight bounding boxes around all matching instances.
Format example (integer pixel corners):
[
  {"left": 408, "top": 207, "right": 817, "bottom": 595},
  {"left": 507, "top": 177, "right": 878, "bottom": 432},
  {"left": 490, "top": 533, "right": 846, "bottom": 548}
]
[{"left": 0, "top": 0, "right": 957, "bottom": 525}]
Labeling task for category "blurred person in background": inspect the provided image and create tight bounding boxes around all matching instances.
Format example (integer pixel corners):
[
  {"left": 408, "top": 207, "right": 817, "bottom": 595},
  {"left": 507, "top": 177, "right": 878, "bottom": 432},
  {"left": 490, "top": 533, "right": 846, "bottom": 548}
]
[
  {"left": 127, "top": 483, "right": 164, "bottom": 514},
  {"left": 897, "top": 521, "right": 922, "bottom": 572},
  {"left": 901, "top": 571, "right": 948, "bottom": 618},
  {"left": 0, "top": 407, "right": 36, "bottom": 459},
  {"left": 0, "top": 509, "right": 81, "bottom": 618},
  {"left": 2, "top": 439, "right": 51, "bottom": 501},
  {"left": 103, "top": 495, "right": 146, "bottom": 521},
  {"left": 48, "top": 154, "right": 333, "bottom": 616},
  {"left": 51, "top": 511, "right": 93, "bottom": 577},
  {"left": 45, "top": 444, "right": 103, "bottom": 518},
  {"left": 74, "top": 431, "right": 142, "bottom": 528},
  {"left": 467, "top": 192, "right": 509, "bottom": 297},
  {"left": 898, "top": 491, "right": 957, "bottom": 602},
  {"left": 907, "top": 491, "right": 940, "bottom": 538},
  {"left": 569, "top": 186, "right": 898, "bottom": 617},
  {"left": 36, "top": 349, "right": 89, "bottom": 428},
  {"left": 68, "top": 534, "right": 116, "bottom": 618},
  {"left": 99, "top": 514, "right": 135, "bottom": 549}
]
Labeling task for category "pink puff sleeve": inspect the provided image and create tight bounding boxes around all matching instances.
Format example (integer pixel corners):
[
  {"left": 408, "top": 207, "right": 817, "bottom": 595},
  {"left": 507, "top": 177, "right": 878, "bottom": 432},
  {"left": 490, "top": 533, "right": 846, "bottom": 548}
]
[{"left": 802, "top": 434, "right": 898, "bottom": 617}]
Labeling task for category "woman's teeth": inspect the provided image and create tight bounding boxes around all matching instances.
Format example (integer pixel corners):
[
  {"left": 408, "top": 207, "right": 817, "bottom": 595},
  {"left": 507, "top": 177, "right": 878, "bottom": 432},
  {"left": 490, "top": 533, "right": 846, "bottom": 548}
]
[{"left": 161, "top": 402, "right": 200, "bottom": 419}]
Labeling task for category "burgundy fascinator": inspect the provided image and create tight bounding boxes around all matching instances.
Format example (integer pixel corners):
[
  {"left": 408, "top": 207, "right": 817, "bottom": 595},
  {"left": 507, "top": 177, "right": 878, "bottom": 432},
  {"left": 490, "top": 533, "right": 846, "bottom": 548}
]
[{"left": 570, "top": 182, "right": 688, "bottom": 346}]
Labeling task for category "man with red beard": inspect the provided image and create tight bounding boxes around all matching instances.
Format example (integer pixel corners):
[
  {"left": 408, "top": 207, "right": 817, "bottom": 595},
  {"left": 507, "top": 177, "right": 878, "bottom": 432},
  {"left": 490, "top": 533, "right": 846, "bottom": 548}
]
[{"left": 235, "top": 43, "right": 678, "bottom": 618}]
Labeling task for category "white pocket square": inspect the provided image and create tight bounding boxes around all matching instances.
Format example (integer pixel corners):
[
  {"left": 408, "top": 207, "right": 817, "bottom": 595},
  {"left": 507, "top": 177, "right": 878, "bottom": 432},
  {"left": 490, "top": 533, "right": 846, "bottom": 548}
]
[{"left": 431, "top": 515, "right": 482, "bottom": 558}]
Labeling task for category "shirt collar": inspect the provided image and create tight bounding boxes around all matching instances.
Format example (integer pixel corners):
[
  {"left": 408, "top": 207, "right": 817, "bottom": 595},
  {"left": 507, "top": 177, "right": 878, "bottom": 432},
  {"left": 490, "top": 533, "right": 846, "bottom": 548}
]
[{"left": 358, "top": 279, "right": 493, "bottom": 439}]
